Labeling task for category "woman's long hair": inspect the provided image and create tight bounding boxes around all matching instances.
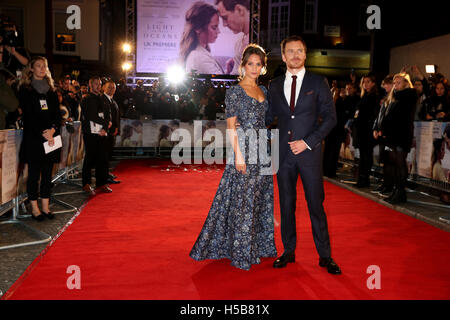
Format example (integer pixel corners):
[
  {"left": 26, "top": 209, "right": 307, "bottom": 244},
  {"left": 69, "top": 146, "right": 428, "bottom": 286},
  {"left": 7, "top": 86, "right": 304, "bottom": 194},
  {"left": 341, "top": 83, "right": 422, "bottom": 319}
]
[
  {"left": 360, "top": 74, "right": 378, "bottom": 98},
  {"left": 431, "top": 138, "right": 444, "bottom": 175},
  {"left": 158, "top": 125, "right": 171, "bottom": 142},
  {"left": 238, "top": 43, "right": 267, "bottom": 81},
  {"left": 179, "top": 1, "right": 218, "bottom": 63},
  {"left": 385, "top": 73, "right": 413, "bottom": 106},
  {"left": 18, "top": 56, "right": 55, "bottom": 91}
]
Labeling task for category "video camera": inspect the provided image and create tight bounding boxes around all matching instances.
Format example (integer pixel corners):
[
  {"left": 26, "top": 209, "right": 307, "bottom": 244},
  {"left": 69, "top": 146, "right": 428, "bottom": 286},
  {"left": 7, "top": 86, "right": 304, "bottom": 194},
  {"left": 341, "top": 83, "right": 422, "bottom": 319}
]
[{"left": 0, "top": 16, "right": 20, "bottom": 47}]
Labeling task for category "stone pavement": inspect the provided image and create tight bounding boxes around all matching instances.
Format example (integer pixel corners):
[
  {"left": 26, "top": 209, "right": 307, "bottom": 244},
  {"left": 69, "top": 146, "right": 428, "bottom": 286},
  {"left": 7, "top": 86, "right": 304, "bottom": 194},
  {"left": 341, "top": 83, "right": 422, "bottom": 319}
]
[{"left": 0, "top": 161, "right": 449, "bottom": 298}]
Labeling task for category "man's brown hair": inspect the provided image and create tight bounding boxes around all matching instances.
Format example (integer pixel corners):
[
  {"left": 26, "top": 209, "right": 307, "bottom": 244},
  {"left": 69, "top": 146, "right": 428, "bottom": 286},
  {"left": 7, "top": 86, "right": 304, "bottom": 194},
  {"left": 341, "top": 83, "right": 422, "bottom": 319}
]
[
  {"left": 215, "top": 0, "right": 250, "bottom": 11},
  {"left": 280, "top": 35, "right": 308, "bottom": 54}
]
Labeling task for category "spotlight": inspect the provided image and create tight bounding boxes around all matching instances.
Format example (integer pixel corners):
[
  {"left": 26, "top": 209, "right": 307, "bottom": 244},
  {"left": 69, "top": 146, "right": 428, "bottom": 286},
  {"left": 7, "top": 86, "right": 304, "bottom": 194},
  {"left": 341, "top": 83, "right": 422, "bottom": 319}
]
[
  {"left": 122, "top": 62, "right": 132, "bottom": 71},
  {"left": 166, "top": 65, "right": 185, "bottom": 85},
  {"left": 122, "top": 43, "right": 131, "bottom": 53},
  {"left": 425, "top": 65, "right": 436, "bottom": 74}
]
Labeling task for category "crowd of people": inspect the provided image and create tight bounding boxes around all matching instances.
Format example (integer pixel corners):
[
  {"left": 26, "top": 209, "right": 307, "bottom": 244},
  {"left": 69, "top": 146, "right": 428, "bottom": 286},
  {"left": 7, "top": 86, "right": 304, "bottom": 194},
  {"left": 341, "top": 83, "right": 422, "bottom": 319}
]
[
  {"left": 1, "top": 14, "right": 450, "bottom": 213},
  {"left": 323, "top": 66, "right": 450, "bottom": 204},
  {"left": 113, "top": 78, "right": 230, "bottom": 122},
  {"left": 1, "top": 50, "right": 122, "bottom": 221}
]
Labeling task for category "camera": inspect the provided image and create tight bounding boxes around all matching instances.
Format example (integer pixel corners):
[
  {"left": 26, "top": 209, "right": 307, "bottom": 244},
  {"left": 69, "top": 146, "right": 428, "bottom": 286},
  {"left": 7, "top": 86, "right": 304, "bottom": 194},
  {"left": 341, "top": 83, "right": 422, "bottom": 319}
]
[{"left": 0, "top": 16, "right": 20, "bottom": 47}]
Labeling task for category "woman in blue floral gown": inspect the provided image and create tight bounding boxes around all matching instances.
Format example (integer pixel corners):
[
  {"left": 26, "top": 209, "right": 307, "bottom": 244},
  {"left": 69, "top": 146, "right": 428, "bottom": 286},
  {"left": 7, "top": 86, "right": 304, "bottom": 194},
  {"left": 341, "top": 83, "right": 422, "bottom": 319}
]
[{"left": 190, "top": 44, "right": 277, "bottom": 270}]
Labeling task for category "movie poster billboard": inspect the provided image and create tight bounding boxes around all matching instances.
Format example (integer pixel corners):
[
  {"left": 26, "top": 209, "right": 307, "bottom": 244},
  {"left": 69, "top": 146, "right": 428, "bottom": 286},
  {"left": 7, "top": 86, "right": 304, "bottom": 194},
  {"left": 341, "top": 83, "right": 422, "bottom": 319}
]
[
  {"left": 116, "top": 119, "right": 227, "bottom": 148},
  {"left": 136, "top": 0, "right": 249, "bottom": 75},
  {"left": 1, "top": 130, "right": 19, "bottom": 204}
]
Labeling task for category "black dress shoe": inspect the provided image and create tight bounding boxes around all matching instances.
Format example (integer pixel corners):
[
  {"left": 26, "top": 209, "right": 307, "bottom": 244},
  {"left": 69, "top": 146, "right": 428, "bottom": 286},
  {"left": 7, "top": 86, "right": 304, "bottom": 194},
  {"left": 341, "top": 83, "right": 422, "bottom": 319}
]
[
  {"left": 109, "top": 174, "right": 117, "bottom": 179},
  {"left": 355, "top": 179, "right": 370, "bottom": 188},
  {"left": 273, "top": 253, "right": 295, "bottom": 268},
  {"left": 97, "top": 185, "right": 113, "bottom": 193},
  {"left": 319, "top": 257, "right": 342, "bottom": 275},
  {"left": 31, "top": 213, "right": 45, "bottom": 221},
  {"left": 107, "top": 178, "right": 121, "bottom": 184},
  {"left": 42, "top": 211, "right": 56, "bottom": 219},
  {"left": 385, "top": 189, "right": 407, "bottom": 204}
]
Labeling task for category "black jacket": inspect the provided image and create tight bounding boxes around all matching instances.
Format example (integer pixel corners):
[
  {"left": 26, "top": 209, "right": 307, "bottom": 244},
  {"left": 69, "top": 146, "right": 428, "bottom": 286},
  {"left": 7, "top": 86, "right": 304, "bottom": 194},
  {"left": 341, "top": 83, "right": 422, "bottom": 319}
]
[
  {"left": 381, "top": 88, "right": 417, "bottom": 152},
  {"left": 80, "top": 93, "right": 110, "bottom": 135},
  {"left": 352, "top": 91, "right": 381, "bottom": 148},
  {"left": 101, "top": 94, "right": 120, "bottom": 135},
  {"left": 18, "top": 84, "right": 61, "bottom": 163},
  {"left": 267, "top": 71, "right": 336, "bottom": 165}
]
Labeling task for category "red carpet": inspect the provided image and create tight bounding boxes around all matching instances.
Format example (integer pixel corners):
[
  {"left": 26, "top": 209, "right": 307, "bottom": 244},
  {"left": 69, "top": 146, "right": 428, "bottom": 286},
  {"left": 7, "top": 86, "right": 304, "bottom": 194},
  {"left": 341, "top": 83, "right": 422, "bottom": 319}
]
[{"left": 3, "top": 159, "right": 450, "bottom": 300}]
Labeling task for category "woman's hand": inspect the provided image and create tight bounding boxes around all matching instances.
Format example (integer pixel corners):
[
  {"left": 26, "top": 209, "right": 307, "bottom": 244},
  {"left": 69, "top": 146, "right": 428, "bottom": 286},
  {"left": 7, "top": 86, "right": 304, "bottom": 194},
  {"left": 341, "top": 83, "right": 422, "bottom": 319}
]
[
  {"left": 235, "top": 154, "right": 246, "bottom": 174},
  {"left": 42, "top": 128, "right": 55, "bottom": 141}
]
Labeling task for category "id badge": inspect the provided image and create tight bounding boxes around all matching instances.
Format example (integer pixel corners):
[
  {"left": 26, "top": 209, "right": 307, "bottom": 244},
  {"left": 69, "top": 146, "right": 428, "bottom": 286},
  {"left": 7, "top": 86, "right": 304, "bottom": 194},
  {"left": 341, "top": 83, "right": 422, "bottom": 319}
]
[{"left": 40, "top": 100, "right": 48, "bottom": 110}]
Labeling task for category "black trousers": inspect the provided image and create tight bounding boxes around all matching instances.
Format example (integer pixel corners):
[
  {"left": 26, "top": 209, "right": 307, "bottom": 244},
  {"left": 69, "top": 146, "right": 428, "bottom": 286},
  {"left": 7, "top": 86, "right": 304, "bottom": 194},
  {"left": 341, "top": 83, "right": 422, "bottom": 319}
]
[
  {"left": 379, "top": 145, "right": 394, "bottom": 189},
  {"left": 358, "top": 143, "right": 374, "bottom": 182},
  {"left": 27, "top": 160, "right": 54, "bottom": 201},
  {"left": 277, "top": 152, "right": 331, "bottom": 259},
  {"left": 107, "top": 135, "right": 116, "bottom": 161},
  {"left": 323, "top": 133, "right": 343, "bottom": 177},
  {"left": 82, "top": 134, "right": 109, "bottom": 187},
  {"left": 385, "top": 148, "right": 408, "bottom": 191}
]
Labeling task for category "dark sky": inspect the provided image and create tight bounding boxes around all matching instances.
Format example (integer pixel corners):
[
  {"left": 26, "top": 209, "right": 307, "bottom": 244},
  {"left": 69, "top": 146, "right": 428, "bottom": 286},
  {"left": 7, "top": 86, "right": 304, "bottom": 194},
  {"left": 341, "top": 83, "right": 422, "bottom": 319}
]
[{"left": 377, "top": 0, "right": 450, "bottom": 47}]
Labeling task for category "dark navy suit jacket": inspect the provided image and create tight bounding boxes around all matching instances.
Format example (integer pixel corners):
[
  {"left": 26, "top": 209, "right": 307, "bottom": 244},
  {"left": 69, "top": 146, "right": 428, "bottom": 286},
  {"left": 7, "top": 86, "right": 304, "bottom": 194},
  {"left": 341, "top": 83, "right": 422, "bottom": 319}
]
[{"left": 267, "top": 71, "right": 337, "bottom": 166}]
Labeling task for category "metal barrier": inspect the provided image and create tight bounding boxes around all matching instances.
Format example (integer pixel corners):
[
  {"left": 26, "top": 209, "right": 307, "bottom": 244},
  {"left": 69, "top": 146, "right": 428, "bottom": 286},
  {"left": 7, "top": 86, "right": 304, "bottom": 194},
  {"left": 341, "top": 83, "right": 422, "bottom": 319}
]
[
  {"left": 0, "top": 161, "right": 84, "bottom": 251},
  {"left": 0, "top": 124, "right": 85, "bottom": 250}
]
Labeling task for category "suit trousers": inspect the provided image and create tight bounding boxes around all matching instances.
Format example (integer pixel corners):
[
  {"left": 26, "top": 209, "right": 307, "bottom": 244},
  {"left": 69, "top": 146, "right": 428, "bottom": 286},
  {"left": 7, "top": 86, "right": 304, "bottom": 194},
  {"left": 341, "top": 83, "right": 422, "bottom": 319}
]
[
  {"left": 82, "top": 134, "right": 109, "bottom": 187},
  {"left": 107, "top": 135, "right": 116, "bottom": 161},
  {"left": 27, "top": 160, "right": 54, "bottom": 201},
  {"left": 277, "top": 152, "right": 331, "bottom": 258}
]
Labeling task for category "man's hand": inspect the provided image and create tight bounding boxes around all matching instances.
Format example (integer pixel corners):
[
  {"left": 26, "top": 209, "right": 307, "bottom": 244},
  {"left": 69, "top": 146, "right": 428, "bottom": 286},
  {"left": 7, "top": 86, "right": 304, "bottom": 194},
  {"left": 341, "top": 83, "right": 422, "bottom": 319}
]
[
  {"left": 288, "top": 139, "right": 308, "bottom": 155},
  {"left": 108, "top": 121, "right": 112, "bottom": 128},
  {"left": 114, "top": 128, "right": 118, "bottom": 136},
  {"left": 100, "top": 129, "right": 107, "bottom": 136},
  {"left": 436, "top": 112, "right": 446, "bottom": 119}
]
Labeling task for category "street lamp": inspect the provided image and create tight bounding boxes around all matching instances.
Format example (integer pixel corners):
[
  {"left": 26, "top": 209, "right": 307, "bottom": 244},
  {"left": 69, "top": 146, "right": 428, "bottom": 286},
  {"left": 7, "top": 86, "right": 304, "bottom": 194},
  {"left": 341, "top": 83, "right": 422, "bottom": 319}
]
[
  {"left": 122, "top": 43, "right": 131, "bottom": 54},
  {"left": 122, "top": 62, "right": 132, "bottom": 72}
]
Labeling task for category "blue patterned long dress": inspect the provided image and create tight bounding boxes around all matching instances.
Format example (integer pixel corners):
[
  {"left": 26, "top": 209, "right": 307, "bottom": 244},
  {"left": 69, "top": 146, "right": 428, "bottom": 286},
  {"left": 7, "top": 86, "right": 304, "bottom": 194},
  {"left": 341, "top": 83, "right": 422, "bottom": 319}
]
[{"left": 189, "top": 84, "right": 277, "bottom": 270}]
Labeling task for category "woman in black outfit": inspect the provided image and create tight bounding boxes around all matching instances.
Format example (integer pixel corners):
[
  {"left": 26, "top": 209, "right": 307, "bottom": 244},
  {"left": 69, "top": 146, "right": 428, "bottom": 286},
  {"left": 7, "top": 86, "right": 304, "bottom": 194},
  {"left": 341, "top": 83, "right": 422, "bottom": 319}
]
[
  {"left": 379, "top": 73, "right": 417, "bottom": 204},
  {"left": 18, "top": 56, "right": 61, "bottom": 221},
  {"left": 353, "top": 74, "right": 381, "bottom": 188}
]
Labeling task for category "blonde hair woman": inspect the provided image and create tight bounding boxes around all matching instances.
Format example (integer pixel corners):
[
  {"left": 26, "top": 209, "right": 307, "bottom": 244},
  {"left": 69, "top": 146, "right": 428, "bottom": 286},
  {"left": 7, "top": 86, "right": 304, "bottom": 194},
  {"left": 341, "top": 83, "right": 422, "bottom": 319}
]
[
  {"left": 18, "top": 56, "right": 61, "bottom": 220},
  {"left": 378, "top": 73, "right": 417, "bottom": 204}
]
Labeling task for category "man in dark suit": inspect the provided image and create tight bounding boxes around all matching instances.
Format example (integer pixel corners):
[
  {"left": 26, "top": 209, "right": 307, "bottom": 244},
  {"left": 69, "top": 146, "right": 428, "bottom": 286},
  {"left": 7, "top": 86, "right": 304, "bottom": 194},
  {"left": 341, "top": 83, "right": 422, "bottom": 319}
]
[
  {"left": 267, "top": 35, "right": 341, "bottom": 274},
  {"left": 101, "top": 80, "right": 121, "bottom": 184},
  {"left": 80, "top": 76, "right": 112, "bottom": 195}
]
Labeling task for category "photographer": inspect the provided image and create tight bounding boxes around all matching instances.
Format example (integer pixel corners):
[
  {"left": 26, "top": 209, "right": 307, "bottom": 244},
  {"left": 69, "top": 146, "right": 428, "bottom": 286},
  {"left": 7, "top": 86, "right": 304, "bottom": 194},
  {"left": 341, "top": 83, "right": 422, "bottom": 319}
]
[{"left": 0, "top": 16, "right": 30, "bottom": 77}]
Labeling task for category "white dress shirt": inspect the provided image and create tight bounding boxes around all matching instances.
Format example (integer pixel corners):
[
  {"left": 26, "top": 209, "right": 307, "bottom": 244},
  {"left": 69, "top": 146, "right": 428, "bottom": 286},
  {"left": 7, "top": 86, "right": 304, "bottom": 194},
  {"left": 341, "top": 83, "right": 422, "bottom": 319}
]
[
  {"left": 283, "top": 67, "right": 310, "bottom": 149},
  {"left": 284, "top": 67, "right": 306, "bottom": 107},
  {"left": 232, "top": 32, "right": 249, "bottom": 75}
]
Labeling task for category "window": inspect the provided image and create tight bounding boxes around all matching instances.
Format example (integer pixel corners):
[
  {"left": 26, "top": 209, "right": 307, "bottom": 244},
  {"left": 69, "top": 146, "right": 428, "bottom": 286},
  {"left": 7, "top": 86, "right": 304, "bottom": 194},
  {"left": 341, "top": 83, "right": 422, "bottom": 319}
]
[
  {"left": 54, "top": 11, "right": 78, "bottom": 54},
  {"left": 268, "top": 0, "right": 290, "bottom": 47},
  {"left": 304, "top": 0, "right": 318, "bottom": 34}
]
